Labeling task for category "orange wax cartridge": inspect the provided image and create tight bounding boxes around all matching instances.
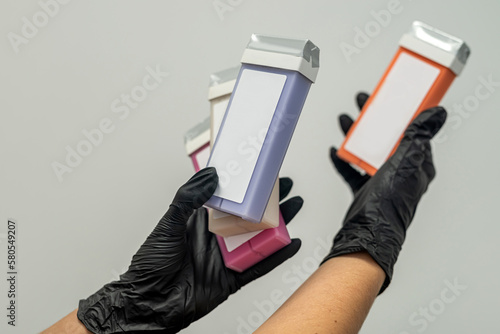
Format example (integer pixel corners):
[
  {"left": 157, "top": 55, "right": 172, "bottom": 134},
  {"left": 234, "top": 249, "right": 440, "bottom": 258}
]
[{"left": 337, "top": 21, "right": 470, "bottom": 175}]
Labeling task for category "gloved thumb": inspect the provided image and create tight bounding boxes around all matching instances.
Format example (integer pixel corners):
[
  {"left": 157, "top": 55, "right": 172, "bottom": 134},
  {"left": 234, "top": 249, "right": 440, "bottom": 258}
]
[
  {"left": 387, "top": 107, "right": 446, "bottom": 170},
  {"left": 404, "top": 106, "right": 447, "bottom": 141},
  {"left": 165, "top": 167, "right": 219, "bottom": 224},
  {"left": 120, "top": 169, "right": 218, "bottom": 281}
]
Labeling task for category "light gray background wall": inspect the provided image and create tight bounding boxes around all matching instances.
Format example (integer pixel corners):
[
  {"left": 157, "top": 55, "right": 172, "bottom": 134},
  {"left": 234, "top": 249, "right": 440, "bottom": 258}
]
[{"left": 1, "top": 0, "right": 499, "bottom": 333}]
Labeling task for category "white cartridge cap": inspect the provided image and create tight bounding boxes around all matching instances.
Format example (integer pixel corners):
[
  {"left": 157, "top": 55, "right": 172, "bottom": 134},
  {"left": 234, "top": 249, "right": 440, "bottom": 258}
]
[
  {"left": 399, "top": 21, "right": 470, "bottom": 76},
  {"left": 208, "top": 66, "right": 240, "bottom": 101},
  {"left": 240, "top": 34, "right": 320, "bottom": 83},
  {"left": 184, "top": 117, "right": 210, "bottom": 156}
]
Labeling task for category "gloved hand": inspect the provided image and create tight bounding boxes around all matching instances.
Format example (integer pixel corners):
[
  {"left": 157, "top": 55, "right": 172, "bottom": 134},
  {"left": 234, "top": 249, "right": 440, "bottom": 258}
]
[
  {"left": 323, "top": 92, "right": 447, "bottom": 293},
  {"left": 77, "top": 167, "right": 303, "bottom": 333}
]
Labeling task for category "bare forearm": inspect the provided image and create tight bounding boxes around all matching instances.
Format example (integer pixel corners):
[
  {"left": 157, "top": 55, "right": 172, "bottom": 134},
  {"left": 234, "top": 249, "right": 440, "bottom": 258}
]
[
  {"left": 255, "top": 251, "right": 385, "bottom": 334},
  {"left": 41, "top": 309, "right": 92, "bottom": 334}
]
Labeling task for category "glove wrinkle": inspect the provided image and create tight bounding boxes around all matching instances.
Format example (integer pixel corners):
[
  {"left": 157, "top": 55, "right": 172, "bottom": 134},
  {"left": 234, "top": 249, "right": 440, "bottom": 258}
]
[{"left": 162, "top": 203, "right": 194, "bottom": 227}]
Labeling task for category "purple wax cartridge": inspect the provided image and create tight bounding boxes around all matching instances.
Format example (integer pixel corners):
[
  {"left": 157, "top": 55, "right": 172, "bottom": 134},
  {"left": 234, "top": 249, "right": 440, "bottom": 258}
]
[
  {"left": 208, "top": 66, "right": 280, "bottom": 236},
  {"left": 206, "top": 34, "right": 320, "bottom": 222}
]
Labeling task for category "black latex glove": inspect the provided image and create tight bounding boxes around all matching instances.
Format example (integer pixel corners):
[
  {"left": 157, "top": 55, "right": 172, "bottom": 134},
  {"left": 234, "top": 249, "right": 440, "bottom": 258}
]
[
  {"left": 77, "top": 167, "right": 303, "bottom": 333},
  {"left": 323, "top": 92, "right": 447, "bottom": 293}
]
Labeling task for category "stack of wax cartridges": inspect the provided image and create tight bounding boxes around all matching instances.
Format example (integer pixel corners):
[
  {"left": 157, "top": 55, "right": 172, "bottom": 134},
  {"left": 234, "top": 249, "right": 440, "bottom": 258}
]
[{"left": 183, "top": 34, "right": 319, "bottom": 272}]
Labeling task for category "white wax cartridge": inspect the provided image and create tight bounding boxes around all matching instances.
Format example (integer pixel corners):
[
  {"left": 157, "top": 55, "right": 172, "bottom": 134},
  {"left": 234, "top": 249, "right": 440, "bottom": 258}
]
[
  {"left": 337, "top": 21, "right": 470, "bottom": 175},
  {"left": 208, "top": 178, "right": 279, "bottom": 237},
  {"left": 208, "top": 66, "right": 240, "bottom": 147}
]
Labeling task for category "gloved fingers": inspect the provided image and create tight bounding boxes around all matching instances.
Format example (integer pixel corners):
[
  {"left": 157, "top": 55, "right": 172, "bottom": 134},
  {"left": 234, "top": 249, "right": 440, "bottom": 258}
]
[
  {"left": 279, "top": 177, "right": 293, "bottom": 201},
  {"left": 356, "top": 92, "right": 370, "bottom": 110},
  {"left": 330, "top": 147, "right": 369, "bottom": 193},
  {"left": 339, "top": 114, "right": 354, "bottom": 136},
  {"left": 236, "top": 238, "right": 302, "bottom": 287},
  {"left": 338, "top": 92, "right": 369, "bottom": 136},
  {"left": 162, "top": 167, "right": 219, "bottom": 227},
  {"left": 279, "top": 196, "right": 304, "bottom": 225}
]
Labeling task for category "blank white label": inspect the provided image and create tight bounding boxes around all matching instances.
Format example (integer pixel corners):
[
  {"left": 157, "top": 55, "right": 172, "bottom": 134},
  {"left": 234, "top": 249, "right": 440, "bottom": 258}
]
[
  {"left": 224, "top": 230, "right": 263, "bottom": 252},
  {"left": 344, "top": 52, "right": 440, "bottom": 169},
  {"left": 208, "top": 69, "right": 287, "bottom": 203}
]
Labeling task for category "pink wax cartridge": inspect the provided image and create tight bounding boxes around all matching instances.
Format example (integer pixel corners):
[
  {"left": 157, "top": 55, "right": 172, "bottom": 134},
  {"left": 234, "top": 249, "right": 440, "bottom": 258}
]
[
  {"left": 216, "top": 211, "right": 291, "bottom": 273},
  {"left": 184, "top": 118, "right": 210, "bottom": 172}
]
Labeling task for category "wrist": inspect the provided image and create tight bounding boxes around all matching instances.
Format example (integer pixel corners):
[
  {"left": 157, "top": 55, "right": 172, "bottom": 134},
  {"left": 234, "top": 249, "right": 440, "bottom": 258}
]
[
  {"left": 322, "top": 232, "right": 400, "bottom": 294},
  {"left": 40, "top": 309, "right": 92, "bottom": 334},
  {"left": 76, "top": 281, "right": 130, "bottom": 334}
]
